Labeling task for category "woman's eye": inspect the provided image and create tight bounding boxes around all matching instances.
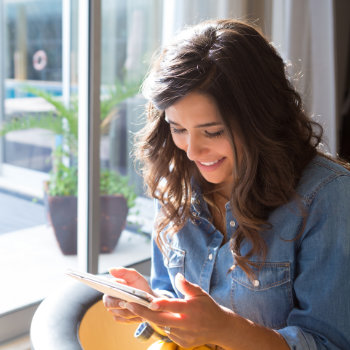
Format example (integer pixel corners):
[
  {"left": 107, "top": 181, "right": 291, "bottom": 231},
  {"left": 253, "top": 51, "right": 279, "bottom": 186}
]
[
  {"left": 170, "top": 127, "right": 186, "bottom": 134},
  {"left": 170, "top": 127, "right": 225, "bottom": 138},
  {"left": 205, "top": 130, "right": 225, "bottom": 138}
]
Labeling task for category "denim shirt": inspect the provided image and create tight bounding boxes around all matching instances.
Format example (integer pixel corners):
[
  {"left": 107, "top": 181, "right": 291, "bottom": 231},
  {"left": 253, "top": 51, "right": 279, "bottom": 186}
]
[{"left": 150, "top": 155, "right": 350, "bottom": 349}]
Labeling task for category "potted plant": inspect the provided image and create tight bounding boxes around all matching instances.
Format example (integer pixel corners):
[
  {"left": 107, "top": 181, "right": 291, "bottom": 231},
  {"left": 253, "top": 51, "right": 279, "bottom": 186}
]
[
  {"left": 0, "top": 81, "right": 139, "bottom": 254},
  {"left": 45, "top": 150, "right": 136, "bottom": 254}
]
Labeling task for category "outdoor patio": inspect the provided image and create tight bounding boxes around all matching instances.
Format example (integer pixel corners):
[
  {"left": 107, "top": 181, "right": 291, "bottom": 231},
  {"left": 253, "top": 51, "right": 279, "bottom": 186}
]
[{"left": 0, "top": 193, "right": 153, "bottom": 315}]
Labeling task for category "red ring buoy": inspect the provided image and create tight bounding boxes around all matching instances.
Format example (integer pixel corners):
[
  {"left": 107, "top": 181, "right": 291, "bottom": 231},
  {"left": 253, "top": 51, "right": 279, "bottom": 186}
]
[{"left": 33, "top": 50, "right": 47, "bottom": 71}]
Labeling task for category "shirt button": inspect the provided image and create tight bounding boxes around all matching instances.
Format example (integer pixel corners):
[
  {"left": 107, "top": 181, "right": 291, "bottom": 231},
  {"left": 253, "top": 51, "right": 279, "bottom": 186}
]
[
  {"left": 230, "top": 220, "right": 236, "bottom": 227},
  {"left": 253, "top": 280, "right": 260, "bottom": 287},
  {"left": 208, "top": 253, "right": 213, "bottom": 261}
]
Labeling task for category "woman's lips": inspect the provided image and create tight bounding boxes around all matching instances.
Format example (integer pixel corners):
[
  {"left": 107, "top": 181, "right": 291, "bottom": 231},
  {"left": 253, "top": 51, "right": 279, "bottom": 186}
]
[{"left": 195, "top": 157, "right": 225, "bottom": 172}]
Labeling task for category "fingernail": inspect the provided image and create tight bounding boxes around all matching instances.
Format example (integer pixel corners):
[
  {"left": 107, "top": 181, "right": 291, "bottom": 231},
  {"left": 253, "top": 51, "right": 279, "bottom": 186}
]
[
  {"left": 102, "top": 294, "right": 109, "bottom": 307},
  {"left": 176, "top": 273, "right": 184, "bottom": 281},
  {"left": 124, "top": 302, "right": 133, "bottom": 311},
  {"left": 108, "top": 266, "right": 121, "bottom": 273},
  {"left": 148, "top": 302, "right": 159, "bottom": 310}
]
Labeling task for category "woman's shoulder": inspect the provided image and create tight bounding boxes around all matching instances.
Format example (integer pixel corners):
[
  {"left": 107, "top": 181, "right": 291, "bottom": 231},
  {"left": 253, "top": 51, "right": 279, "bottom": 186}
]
[{"left": 297, "top": 154, "right": 350, "bottom": 205}]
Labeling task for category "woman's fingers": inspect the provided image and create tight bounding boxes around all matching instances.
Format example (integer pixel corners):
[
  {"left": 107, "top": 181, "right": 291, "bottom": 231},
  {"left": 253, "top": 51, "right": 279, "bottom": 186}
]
[
  {"left": 112, "top": 315, "right": 144, "bottom": 324},
  {"left": 103, "top": 296, "right": 135, "bottom": 315},
  {"left": 123, "top": 302, "right": 181, "bottom": 327},
  {"left": 108, "top": 267, "right": 153, "bottom": 294},
  {"left": 109, "top": 267, "right": 137, "bottom": 280},
  {"left": 108, "top": 306, "right": 139, "bottom": 319},
  {"left": 103, "top": 294, "right": 144, "bottom": 323},
  {"left": 109, "top": 267, "right": 145, "bottom": 286},
  {"left": 175, "top": 273, "right": 208, "bottom": 298},
  {"left": 149, "top": 297, "right": 188, "bottom": 313},
  {"left": 103, "top": 294, "right": 123, "bottom": 309}
]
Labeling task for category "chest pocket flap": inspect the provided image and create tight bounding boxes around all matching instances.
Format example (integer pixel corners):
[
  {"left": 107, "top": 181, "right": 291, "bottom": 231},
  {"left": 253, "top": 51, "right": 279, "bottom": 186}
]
[
  {"left": 231, "top": 262, "right": 292, "bottom": 328},
  {"left": 232, "top": 262, "right": 291, "bottom": 291}
]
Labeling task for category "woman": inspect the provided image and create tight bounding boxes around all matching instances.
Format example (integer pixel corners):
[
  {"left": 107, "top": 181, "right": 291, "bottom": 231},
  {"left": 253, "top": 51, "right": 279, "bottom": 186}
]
[{"left": 103, "top": 19, "right": 350, "bottom": 349}]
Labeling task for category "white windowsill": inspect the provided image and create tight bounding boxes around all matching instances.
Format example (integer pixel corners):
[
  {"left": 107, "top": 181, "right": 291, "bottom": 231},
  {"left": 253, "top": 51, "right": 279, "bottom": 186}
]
[{"left": 0, "top": 224, "right": 151, "bottom": 315}]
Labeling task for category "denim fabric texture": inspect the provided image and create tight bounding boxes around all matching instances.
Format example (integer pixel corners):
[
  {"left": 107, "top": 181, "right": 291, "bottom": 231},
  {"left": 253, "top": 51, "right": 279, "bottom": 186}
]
[{"left": 150, "top": 155, "right": 350, "bottom": 349}]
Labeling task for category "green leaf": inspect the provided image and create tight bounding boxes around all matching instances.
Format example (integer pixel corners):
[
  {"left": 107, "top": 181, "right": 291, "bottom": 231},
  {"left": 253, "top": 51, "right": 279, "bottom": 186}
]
[{"left": 1, "top": 80, "right": 141, "bottom": 207}]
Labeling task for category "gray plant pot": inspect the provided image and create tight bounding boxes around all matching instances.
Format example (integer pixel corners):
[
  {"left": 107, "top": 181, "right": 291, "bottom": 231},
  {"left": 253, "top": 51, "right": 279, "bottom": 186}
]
[{"left": 44, "top": 190, "right": 128, "bottom": 255}]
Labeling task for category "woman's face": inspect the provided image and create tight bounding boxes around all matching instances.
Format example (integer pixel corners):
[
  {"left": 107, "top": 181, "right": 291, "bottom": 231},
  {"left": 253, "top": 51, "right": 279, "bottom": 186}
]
[{"left": 165, "top": 92, "right": 235, "bottom": 195}]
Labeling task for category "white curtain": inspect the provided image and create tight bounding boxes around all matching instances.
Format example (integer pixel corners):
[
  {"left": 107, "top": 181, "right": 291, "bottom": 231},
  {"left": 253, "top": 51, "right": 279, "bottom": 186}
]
[
  {"left": 161, "top": 0, "right": 274, "bottom": 46},
  {"left": 272, "top": 0, "right": 350, "bottom": 156}
]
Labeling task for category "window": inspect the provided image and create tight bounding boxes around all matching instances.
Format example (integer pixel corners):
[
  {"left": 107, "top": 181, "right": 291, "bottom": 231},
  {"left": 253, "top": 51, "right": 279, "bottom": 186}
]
[{"left": 0, "top": 1, "right": 160, "bottom": 340}]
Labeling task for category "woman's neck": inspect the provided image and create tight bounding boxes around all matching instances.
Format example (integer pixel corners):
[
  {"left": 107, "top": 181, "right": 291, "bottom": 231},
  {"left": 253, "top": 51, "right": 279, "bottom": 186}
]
[{"left": 214, "top": 182, "right": 233, "bottom": 202}]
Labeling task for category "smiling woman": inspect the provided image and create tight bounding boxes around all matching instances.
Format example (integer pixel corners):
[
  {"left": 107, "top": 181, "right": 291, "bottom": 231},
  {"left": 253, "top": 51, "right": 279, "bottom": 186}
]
[{"left": 104, "top": 19, "right": 350, "bottom": 350}]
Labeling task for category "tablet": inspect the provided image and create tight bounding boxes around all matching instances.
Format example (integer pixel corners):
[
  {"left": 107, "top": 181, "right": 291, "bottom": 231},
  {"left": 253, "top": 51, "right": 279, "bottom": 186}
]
[{"left": 66, "top": 269, "right": 154, "bottom": 307}]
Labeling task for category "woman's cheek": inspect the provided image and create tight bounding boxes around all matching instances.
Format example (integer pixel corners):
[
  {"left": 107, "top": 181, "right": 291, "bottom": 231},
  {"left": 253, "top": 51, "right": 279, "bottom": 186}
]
[{"left": 172, "top": 136, "right": 187, "bottom": 152}]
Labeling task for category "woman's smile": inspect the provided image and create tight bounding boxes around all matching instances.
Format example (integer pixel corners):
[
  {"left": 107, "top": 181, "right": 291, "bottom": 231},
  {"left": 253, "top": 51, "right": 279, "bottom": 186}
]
[{"left": 196, "top": 157, "right": 226, "bottom": 171}]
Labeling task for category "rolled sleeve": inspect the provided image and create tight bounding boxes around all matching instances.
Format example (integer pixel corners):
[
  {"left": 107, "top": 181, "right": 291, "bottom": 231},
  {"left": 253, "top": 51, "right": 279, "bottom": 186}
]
[{"left": 277, "top": 326, "right": 317, "bottom": 349}]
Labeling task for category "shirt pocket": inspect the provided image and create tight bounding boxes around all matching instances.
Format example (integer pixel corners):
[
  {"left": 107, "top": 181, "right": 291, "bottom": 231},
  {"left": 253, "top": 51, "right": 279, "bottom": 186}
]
[
  {"left": 164, "top": 247, "right": 186, "bottom": 297},
  {"left": 231, "top": 262, "right": 293, "bottom": 329}
]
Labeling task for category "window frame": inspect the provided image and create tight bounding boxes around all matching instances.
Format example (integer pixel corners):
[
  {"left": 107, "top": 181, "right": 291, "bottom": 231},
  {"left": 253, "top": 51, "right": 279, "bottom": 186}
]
[
  {"left": 0, "top": 0, "right": 102, "bottom": 342},
  {"left": 77, "top": 0, "right": 101, "bottom": 274}
]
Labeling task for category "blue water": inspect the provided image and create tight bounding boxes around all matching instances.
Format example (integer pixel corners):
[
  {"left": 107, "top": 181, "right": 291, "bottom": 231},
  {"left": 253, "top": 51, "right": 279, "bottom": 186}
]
[{"left": 6, "top": 85, "right": 62, "bottom": 99}]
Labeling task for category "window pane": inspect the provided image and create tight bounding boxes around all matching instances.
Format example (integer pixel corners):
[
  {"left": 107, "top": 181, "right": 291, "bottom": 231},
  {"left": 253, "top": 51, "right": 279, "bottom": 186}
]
[
  {"left": 0, "top": 0, "right": 78, "bottom": 321},
  {"left": 97, "top": 0, "right": 161, "bottom": 273}
]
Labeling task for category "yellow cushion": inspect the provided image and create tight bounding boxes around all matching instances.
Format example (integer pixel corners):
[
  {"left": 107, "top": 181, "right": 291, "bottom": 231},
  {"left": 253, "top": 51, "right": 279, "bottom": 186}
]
[
  {"left": 79, "top": 300, "right": 155, "bottom": 350},
  {"left": 79, "top": 300, "right": 214, "bottom": 350}
]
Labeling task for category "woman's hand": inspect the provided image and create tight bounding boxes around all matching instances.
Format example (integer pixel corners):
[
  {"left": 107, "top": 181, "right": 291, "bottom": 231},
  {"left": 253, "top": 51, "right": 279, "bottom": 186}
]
[
  {"left": 121, "top": 273, "right": 232, "bottom": 348},
  {"left": 102, "top": 267, "right": 154, "bottom": 324}
]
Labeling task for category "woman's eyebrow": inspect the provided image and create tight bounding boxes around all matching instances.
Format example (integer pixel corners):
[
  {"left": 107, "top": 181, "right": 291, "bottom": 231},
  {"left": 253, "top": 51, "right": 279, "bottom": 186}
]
[{"left": 166, "top": 118, "right": 222, "bottom": 128}]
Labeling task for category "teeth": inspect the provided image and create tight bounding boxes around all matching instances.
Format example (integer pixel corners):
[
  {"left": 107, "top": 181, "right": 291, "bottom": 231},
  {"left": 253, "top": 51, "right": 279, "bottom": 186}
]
[{"left": 200, "top": 159, "right": 219, "bottom": 166}]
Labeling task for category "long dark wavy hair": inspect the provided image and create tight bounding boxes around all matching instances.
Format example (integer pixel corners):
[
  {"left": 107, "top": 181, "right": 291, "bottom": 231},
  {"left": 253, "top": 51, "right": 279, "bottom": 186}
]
[{"left": 135, "top": 19, "right": 324, "bottom": 277}]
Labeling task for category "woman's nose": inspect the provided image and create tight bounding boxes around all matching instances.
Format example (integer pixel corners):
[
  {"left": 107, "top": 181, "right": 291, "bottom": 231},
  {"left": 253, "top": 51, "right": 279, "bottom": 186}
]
[{"left": 186, "top": 135, "right": 205, "bottom": 161}]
